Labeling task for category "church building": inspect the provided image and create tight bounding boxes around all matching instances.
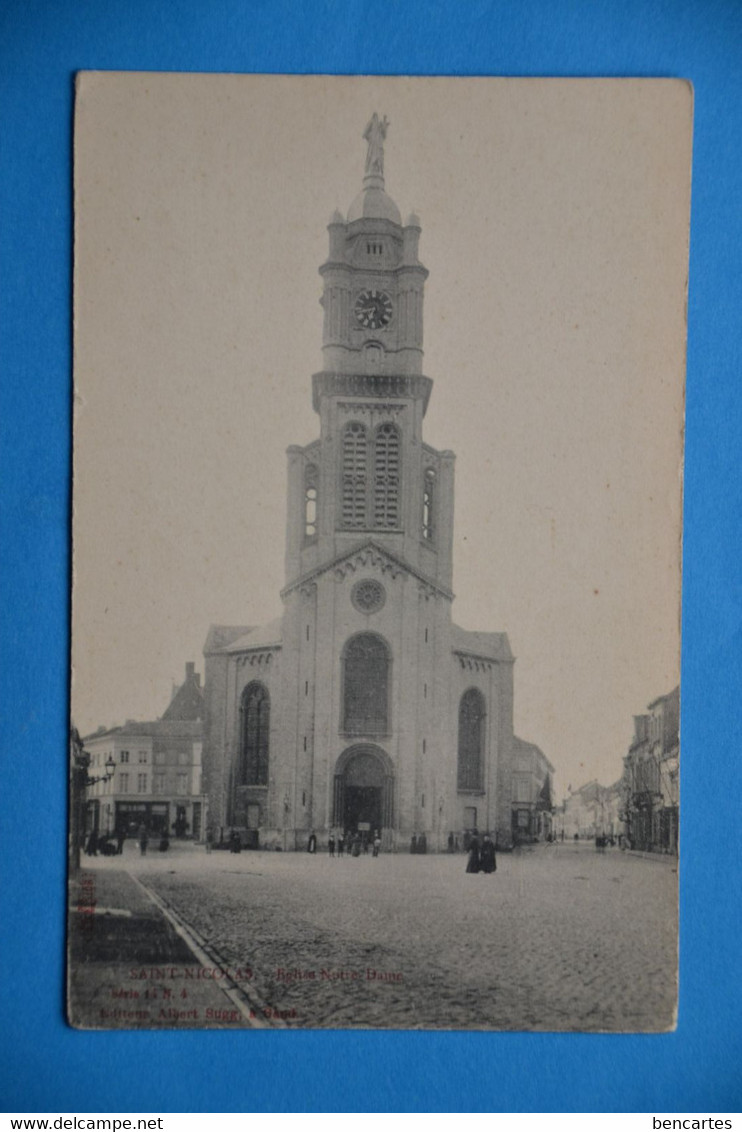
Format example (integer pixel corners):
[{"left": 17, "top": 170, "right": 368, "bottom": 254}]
[{"left": 202, "top": 115, "right": 517, "bottom": 850}]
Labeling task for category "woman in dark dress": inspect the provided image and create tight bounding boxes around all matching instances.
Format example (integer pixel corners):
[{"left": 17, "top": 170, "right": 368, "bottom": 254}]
[
  {"left": 480, "top": 833, "right": 497, "bottom": 874},
  {"left": 465, "top": 830, "right": 481, "bottom": 873}
]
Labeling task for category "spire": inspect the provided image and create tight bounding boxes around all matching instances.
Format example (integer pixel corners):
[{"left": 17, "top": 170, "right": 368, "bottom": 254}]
[{"left": 363, "top": 112, "right": 389, "bottom": 191}]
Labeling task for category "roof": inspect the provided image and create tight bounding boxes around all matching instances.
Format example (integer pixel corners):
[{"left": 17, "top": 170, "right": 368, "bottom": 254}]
[
  {"left": 568, "top": 780, "right": 602, "bottom": 802},
  {"left": 347, "top": 186, "right": 402, "bottom": 225},
  {"left": 647, "top": 685, "right": 680, "bottom": 711},
  {"left": 512, "top": 735, "right": 554, "bottom": 773},
  {"left": 203, "top": 625, "right": 254, "bottom": 655},
  {"left": 218, "top": 617, "right": 283, "bottom": 654},
  {"left": 162, "top": 677, "right": 204, "bottom": 722},
  {"left": 451, "top": 623, "right": 513, "bottom": 663},
  {"left": 83, "top": 719, "right": 202, "bottom": 743}
]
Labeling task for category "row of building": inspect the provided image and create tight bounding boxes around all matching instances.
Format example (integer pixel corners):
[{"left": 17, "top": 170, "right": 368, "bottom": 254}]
[
  {"left": 621, "top": 686, "right": 679, "bottom": 854},
  {"left": 80, "top": 663, "right": 206, "bottom": 847},
  {"left": 553, "top": 686, "right": 679, "bottom": 853},
  {"left": 79, "top": 662, "right": 556, "bottom": 850},
  {"left": 79, "top": 670, "right": 679, "bottom": 855}
]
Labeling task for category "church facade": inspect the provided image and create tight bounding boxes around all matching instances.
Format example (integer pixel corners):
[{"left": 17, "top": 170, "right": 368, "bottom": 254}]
[{"left": 202, "top": 115, "right": 516, "bottom": 850}]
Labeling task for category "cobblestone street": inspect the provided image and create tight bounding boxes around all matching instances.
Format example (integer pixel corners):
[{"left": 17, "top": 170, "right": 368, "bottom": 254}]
[{"left": 78, "top": 841, "right": 677, "bottom": 1032}]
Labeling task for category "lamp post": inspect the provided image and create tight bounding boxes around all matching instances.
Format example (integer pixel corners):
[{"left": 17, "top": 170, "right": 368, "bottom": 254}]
[{"left": 88, "top": 754, "right": 117, "bottom": 787}]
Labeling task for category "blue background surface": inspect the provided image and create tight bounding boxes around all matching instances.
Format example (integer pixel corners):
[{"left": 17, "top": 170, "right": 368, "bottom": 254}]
[{"left": 1, "top": 0, "right": 740, "bottom": 1113}]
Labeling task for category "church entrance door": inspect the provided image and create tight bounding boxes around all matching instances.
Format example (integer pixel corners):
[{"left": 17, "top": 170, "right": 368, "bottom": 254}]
[
  {"left": 333, "top": 745, "right": 394, "bottom": 834},
  {"left": 344, "top": 784, "right": 382, "bottom": 834}
]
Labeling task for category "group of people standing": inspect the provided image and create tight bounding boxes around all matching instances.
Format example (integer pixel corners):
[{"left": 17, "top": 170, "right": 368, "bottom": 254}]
[
  {"left": 310, "top": 830, "right": 382, "bottom": 857},
  {"left": 465, "top": 830, "right": 497, "bottom": 874},
  {"left": 84, "top": 829, "right": 126, "bottom": 856}
]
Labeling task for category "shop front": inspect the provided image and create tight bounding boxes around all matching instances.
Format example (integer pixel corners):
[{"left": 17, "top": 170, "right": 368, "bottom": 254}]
[{"left": 115, "top": 801, "right": 169, "bottom": 837}]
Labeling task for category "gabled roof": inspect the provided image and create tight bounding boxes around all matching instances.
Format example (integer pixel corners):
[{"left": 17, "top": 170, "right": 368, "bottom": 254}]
[
  {"left": 281, "top": 538, "right": 454, "bottom": 602},
  {"left": 451, "top": 623, "right": 513, "bottom": 663},
  {"left": 162, "top": 673, "right": 204, "bottom": 722}
]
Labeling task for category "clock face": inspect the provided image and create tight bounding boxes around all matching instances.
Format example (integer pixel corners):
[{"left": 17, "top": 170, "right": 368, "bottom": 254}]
[{"left": 354, "top": 289, "right": 393, "bottom": 330}]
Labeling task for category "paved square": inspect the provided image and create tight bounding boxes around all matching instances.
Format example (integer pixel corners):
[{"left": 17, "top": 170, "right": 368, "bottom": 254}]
[{"left": 92, "top": 841, "right": 678, "bottom": 1031}]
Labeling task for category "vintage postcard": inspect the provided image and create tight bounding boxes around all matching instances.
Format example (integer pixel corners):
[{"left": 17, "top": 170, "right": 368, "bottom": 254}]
[{"left": 69, "top": 74, "right": 691, "bottom": 1031}]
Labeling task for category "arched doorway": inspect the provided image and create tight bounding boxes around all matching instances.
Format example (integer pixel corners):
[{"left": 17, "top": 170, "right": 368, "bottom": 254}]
[{"left": 333, "top": 745, "right": 394, "bottom": 834}]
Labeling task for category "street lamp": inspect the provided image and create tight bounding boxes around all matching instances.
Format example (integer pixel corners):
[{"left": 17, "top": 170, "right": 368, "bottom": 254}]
[{"left": 86, "top": 753, "right": 116, "bottom": 787}]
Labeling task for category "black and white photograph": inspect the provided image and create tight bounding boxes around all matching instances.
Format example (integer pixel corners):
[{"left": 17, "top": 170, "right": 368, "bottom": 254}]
[{"left": 68, "top": 74, "right": 691, "bottom": 1032}]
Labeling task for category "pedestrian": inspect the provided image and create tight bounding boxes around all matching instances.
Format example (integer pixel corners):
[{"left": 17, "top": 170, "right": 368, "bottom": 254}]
[
  {"left": 410, "top": 832, "right": 418, "bottom": 854},
  {"left": 447, "top": 831, "right": 454, "bottom": 854},
  {"left": 351, "top": 832, "right": 361, "bottom": 857},
  {"left": 337, "top": 833, "right": 345, "bottom": 857},
  {"left": 85, "top": 830, "right": 98, "bottom": 857},
  {"left": 372, "top": 831, "right": 381, "bottom": 858},
  {"left": 137, "top": 823, "right": 148, "bottom": 856},
  {"left": 465, "top": 829, "right": 481, "bottom": 874},
  {"left": 418, "top": 832, "right": 427, "bottom": 855},
  {"left": 480, "top": 833, "right": 497, "bottom": 874},
  {"left": 307, "top": 829, "right": 317, "bottom": 854},
  {"left": 115, "top": 828, "right": 125, "bottom": 855},
  {"left": 229, "top": 828, "right": 241, "bottom": 854},
  {"left": 328, "top": 832, "right": 335, "bottom": 857}
]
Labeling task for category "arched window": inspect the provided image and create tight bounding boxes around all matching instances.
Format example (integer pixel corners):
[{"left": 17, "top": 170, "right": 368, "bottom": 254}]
[
  {"left": 422, "top": 467, "right": 436, "bottom": 540},
  {"left": 457, "top": 688, "right": 486, "bottom": 791},
  {"left": 373, "top": 422, "right": 401, "bottom": 528},
  {"left": 342, "top": 633, "right": 390, "bottom": 735},
  {"left": 240, "top": 682, "right": 270, "bottom": 786},
  {"left": 304, "top": 463, "right": 318, "bottom": 539},
  {"left": 341, "top": 422, "right": 368, "bottom": 528}
]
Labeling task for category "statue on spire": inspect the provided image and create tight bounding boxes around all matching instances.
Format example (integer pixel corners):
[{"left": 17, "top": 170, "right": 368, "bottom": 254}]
[{"left": 363, "top": 113, "right": 389, "bottom": 181}]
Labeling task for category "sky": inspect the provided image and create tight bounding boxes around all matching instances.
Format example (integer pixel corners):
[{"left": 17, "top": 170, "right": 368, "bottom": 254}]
[{"left": 72, "top": 74, "right": 691, "bottom": 798}]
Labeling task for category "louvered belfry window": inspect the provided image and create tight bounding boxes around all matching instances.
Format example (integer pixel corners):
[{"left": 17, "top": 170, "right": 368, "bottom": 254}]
[
  {"left": 341, "top": 422, "right": 368, "bottom": 528},
  {"left": 241, "top": 682, "right": 270, "bottom": 786},
  {"left": 373, "top": 422, "right": 401, "bottom": 528},
  {"left": 457, "top": 688, "right": 486, "bottom": 791}
]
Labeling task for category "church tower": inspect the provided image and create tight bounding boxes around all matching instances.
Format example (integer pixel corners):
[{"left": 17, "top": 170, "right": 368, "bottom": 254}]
[
  {"left": 284, "top": 112, "right": 455, "bottom": 595},
  {"left": 203, "top": 117, "right": 515, "bottom": 850}
]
